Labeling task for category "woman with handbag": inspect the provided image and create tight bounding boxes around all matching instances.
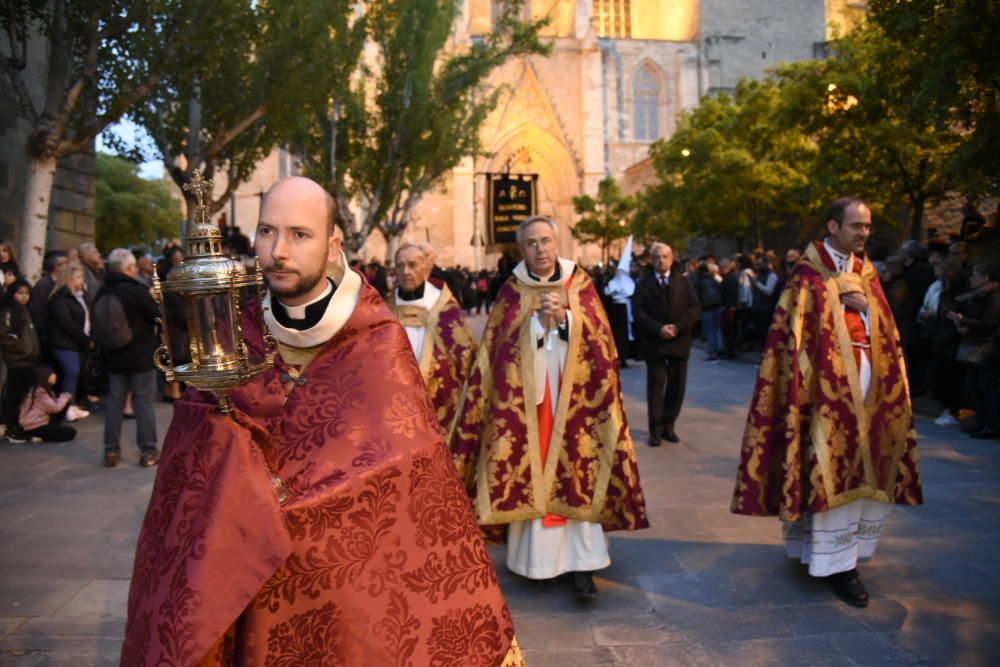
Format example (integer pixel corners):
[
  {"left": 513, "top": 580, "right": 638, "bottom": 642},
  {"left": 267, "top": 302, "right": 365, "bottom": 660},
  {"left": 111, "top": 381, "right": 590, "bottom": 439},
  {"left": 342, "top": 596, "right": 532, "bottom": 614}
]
[
  {"left": 46, "top": 265, "right": 92, "bottom": 422},
  {"left": 948, "top": 263, "right": 1000, "bottom": 440}
]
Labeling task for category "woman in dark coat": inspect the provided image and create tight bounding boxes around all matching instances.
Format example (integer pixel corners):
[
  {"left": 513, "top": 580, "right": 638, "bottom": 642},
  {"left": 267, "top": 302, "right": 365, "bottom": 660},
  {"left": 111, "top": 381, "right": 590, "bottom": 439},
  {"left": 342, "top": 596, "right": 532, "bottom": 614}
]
[
  {"left": 949, "top": 262, "right": 1000, "bottom": 439},
  {"left": 47, "top": 265, "right": 91, "bottom": 421}
]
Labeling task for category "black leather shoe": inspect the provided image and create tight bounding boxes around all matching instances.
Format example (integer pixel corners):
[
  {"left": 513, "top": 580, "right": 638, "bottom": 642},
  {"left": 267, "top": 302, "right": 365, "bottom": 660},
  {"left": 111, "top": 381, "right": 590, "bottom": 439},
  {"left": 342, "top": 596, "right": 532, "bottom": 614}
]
[
  {"left": 571, "top": 571, "right": 597, "bottom": 599},
  {"left": 663, "top": 429, "right": 680, "bottom": 443},
  {"left": 828, "top": 569, "right": 868, "bottom": 607},
  {"left": 104, "top": 451, "right": 121, "bottom": 468},
  {"left": 971, "top": 428, "right": 1000, "bottom": 440}
]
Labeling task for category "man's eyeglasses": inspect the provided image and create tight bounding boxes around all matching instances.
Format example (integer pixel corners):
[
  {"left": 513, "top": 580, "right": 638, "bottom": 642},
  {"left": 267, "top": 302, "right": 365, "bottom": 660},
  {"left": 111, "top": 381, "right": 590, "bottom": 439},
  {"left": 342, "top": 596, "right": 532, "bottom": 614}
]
[{"left": 524, "top": 237, "right": 554, "bottom": 250}]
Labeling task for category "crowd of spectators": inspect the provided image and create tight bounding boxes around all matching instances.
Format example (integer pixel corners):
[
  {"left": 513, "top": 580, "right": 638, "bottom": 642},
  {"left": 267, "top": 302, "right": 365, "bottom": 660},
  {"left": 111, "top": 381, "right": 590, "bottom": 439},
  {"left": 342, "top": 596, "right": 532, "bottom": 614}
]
[
  {"left": 2, "top": 213, "right": 996, "bottom": 458},
  {"left": 0, "top": 240, "right": 175, "bottom": 465},
  {"left": 585, "top": 231, "right": 999, "bottom": 441}
]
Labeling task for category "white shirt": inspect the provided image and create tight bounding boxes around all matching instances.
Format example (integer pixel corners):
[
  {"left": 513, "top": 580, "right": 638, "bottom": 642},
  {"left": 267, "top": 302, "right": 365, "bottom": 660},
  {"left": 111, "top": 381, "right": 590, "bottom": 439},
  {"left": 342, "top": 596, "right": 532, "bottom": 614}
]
[
  {"left": 396, "top": 281, "right": 441, "bottom": 361},
  {"left": 824, "top": 239, "right": 871, "bottom": 340}
]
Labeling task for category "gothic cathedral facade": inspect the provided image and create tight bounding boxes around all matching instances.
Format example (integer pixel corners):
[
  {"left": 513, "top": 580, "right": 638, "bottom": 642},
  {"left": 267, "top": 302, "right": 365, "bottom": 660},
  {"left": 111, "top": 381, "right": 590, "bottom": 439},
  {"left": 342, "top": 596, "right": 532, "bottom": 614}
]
[{"left": 217, "top": 0, "right": 864, "bottom": 268}]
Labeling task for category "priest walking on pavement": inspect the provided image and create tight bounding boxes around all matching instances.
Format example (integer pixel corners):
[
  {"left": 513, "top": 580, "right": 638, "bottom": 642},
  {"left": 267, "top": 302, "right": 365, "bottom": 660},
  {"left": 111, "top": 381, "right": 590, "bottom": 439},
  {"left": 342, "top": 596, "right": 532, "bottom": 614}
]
[
  {"left": 386, "top": 242, "right": 476, "bottom": 439},
  {"left": 731, "top": 196, "right": 923, "bottom": 607},
  {"left": 451, "top": 215, "right": 648, "bottom": 600}
]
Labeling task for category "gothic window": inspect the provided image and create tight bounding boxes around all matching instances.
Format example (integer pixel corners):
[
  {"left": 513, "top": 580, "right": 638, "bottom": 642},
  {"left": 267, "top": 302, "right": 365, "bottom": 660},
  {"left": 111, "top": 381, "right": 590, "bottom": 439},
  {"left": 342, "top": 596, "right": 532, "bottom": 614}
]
[
  {"left": 633, "top": 67, "right": 660, "bottom": 141},
  {"left": 596, "top": 0, "right": 631, "bottom": 39}
]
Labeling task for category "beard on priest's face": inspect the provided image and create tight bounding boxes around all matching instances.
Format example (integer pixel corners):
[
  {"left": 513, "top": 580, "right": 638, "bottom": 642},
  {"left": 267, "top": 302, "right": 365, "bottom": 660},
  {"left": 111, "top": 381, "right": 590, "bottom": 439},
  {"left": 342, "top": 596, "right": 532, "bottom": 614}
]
[{"left": 264, "top": 261, "right": 327, "bottom": 302}]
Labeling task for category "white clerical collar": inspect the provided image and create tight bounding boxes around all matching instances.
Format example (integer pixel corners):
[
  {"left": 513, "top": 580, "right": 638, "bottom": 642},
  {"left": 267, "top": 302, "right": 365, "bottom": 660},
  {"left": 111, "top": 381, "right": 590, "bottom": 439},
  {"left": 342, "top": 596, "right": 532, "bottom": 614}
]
[
  {"left": 280, "top": 279, "right": 333, "bottom": 320},
  {"left": 396, "top": 280, "right": 441, "bottom": 311},
  {"left": 824, "top": 238, "right": 852, "bottom": 272},
  {"left": 262, "top": 251, "right": 361, "bottom": 348},
  {"left": 512, "top": 257, "right": 576, "bottom": 287}
]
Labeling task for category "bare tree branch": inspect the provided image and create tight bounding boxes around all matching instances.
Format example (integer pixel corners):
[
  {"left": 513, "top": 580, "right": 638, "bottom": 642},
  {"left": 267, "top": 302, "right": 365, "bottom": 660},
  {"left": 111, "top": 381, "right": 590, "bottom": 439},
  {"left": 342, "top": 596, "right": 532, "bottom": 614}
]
[{"left": 206, "top": 105, "right": 265, "bottom": 158}]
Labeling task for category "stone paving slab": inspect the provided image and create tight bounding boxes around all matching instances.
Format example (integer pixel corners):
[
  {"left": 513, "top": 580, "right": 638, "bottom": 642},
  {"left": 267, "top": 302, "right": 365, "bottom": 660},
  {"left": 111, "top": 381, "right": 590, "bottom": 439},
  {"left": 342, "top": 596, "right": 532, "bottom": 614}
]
[{"left": 0, "top": 332, "right": 998, "bottom": 665}]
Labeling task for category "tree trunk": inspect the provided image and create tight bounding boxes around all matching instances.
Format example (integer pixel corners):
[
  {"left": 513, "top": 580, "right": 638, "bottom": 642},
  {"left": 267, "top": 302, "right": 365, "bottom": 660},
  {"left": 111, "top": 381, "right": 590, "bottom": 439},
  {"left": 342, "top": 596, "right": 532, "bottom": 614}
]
[
  {"left": 909, "top": 196, "right": 925, "bottom": 241},
  {"left": 18, "top": 155, "right": 59, "bottom": 283},
  {"left": 386, "top": 234, "right": 402, "bottom": 265}
]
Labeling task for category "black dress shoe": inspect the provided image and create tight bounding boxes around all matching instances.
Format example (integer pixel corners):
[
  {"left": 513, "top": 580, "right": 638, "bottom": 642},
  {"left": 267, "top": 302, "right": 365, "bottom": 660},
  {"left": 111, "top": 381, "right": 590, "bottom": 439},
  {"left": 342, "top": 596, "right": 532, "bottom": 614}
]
[
  {"left": 971, "top": 428, "right": 1000, "bottom": 440},
  {"left": 139, "top": 451, "right": 160, "bottom": 468},
  {"left": 827, "top": 569, "right": 868, "bottom": 607},
  {"left": 662, "top": 429, "right": 680, "bottom": 443},
  {"left": 571, "top": 571, "right": 597, "bottom": 599}
]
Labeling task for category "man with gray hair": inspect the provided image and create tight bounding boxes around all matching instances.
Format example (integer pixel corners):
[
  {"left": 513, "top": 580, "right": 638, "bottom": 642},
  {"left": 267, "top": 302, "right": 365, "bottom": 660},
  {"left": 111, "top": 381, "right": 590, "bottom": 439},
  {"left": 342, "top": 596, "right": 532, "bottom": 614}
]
[
  {"left": 631, "top": 242, "right": 701, "bottom": 445},
  {"left": 452, "top": 215, "right": 648, "bottom": 600},
  {"left": 387, "top": 242, "right": 475, "bottom": 437},
  {"left": 78, "top": 242, "right": 105, "bottom": 306},
  {"left": 95, "top": 247, "right": 161, "bottom": 468}
]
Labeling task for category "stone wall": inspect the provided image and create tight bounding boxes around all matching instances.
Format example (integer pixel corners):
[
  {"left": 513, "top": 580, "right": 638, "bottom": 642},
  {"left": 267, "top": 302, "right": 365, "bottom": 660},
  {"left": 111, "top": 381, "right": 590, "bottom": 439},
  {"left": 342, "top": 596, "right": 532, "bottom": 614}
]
[
  {"left": 699, "top": 0, "right": 827, "bottom": 94},
  {"left": 0, "top": 32, "right": 96, "bottom": 257}
]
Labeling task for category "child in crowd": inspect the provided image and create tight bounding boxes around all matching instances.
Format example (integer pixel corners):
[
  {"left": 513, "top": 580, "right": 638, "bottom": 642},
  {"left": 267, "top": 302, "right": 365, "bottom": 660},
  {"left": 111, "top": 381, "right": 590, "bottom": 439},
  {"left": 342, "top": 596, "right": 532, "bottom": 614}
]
[
  {"left": 16, "top": 365, "right": 76, "bottom": 443},
  {"left": 1, "top": 280, "right": 40, "bottom": 441}
]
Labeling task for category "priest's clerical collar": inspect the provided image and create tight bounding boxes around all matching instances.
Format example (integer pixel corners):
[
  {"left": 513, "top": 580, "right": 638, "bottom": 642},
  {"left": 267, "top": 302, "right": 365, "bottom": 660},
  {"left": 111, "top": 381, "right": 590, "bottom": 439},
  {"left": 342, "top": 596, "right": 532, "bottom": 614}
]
[
  {"left": 272, "top": 278, "right": 336, "bottom": 331},
  {"left": 527, "top": 263, "right": 562, "bottom": 283},
  {"left": 824, "top": 238, "right": 852, "bottom": 271},
  {"left": 397, "top": 282, "right": 426, "bottom": 302}
]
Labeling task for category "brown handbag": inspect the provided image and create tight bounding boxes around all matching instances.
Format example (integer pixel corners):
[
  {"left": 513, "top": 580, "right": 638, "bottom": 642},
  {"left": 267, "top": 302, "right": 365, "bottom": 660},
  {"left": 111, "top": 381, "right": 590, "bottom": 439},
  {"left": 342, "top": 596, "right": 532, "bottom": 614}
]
[{"left": 956, "top": 335, "right": 999, "bottom": 366}]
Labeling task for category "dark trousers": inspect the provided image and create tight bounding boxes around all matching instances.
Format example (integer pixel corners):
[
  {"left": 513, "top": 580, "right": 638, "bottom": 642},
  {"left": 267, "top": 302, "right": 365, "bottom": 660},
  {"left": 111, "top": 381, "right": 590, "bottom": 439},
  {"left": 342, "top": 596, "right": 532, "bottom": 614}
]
[
  {"left": 2, "top": 366, "right": 34, "bottom": 430},
  {"left": 52, "top": 349, "right": 81, "bottom": 399},
  {"left": 646, "top": 355, "right": 688, "bottom": 440},
  {"left": 722, "top": 307, "right": 738, "bottom": 357},
  {"left": 928, "top": 339, "right": 964, "bottom": 414},
  {"left": 104, "top": 370, "right": 158, "bottom": 454},
  {"left": 608, "top": 302, "right": 631, "bottom": 361},
  {"left": 967, "top": 360, "right": 1000, "bottom": 431},
  {"left": 752, "top": 310, "right": 773, "bottom": 349},
  {"left": 24, "top": 423, "right": 76, "bottom": 442}
]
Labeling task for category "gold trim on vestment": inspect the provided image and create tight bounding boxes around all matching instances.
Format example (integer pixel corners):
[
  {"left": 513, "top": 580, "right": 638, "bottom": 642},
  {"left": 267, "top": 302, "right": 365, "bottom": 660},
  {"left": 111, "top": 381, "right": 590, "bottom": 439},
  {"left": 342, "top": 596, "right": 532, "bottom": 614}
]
[
  {"left": 472, "top": 274, "right": 623, "bottom": 525},
  {"left": 802, "top": 243, "right": 902, "bottom": 510}
]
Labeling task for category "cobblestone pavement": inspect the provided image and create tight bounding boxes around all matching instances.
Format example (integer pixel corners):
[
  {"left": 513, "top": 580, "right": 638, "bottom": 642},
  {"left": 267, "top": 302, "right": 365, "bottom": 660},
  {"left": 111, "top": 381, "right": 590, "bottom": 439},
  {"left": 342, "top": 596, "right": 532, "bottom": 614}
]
[{"left": 1, "top": 329, "right": 997, "bottom": 665}]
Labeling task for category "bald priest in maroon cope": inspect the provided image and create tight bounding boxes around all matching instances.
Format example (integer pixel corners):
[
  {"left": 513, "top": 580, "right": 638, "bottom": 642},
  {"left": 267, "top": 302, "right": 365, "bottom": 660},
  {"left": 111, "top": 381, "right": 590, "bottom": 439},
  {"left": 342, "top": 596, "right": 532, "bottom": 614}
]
[{"left": 121, "top": 177, "right": 524, "bottom": 666}]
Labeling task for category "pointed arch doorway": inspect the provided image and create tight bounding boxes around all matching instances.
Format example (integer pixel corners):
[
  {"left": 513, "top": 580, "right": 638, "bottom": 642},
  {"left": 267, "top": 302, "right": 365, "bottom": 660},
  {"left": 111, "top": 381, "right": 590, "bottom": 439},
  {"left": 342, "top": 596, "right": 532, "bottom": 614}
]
[{"left": 480, "top": 123, "right": 581, "bottom": 265}]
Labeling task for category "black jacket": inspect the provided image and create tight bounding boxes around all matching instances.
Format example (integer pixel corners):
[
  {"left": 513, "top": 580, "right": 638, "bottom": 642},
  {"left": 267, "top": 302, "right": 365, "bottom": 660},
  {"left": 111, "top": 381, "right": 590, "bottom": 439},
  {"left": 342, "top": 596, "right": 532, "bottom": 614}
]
[
  {"left": 631, "top": 266, "right": 701, "bottom": 360},
  {"left": 722, "top": 271, "right": 740, "bottom": 309},
  {"left": 47, "top": 288, "right": 90, "bottom": 352},
  {"left": 695, "top": 272, "right": 723, "bottom": 310},
  {"left": 29, "top": 274, "right": 55, "bottom": 341},
  {"left": 97, "top": 271, "right": 161, "bottom": 374},
  {"left": 0, "top": 303, "right": 40, "bottom": 367}
]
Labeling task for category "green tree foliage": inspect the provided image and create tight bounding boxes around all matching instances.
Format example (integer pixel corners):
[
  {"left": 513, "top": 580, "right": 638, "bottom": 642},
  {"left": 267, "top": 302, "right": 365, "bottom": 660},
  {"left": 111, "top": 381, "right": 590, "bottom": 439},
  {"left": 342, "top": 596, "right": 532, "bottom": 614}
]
[
  {"left": 639, "top": 9, "right": 991, "bottom": 246},
  {"left": 1, "top": 0, "right": 199, "bottom": 280},
  {"left": 777, "top": 21, "right": 964, "bottom": 241},
  {"left": 293, "top": 0, "right": 549, "bottom": 254},
  {"left": 131, "top": 0, "right": 350, "bottom": 226},
  {"left": 571, "top": 177, "right": 633, "bottom": 264},
  {"left": 867, "top": 0, "right": 1000, "bottom": 195},
  {"left": 638, "top": 79, "right": 817, "bottom": 249},
  {"left": 95, "top": 153, "right": 180, "bottom": 251}
]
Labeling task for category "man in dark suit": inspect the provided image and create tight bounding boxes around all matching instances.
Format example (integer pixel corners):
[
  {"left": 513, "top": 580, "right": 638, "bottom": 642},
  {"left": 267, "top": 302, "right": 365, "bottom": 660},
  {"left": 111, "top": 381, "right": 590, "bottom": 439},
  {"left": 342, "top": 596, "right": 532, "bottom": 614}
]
[{"left": 632, "top": 243, "right": 701, "bottom": 445}]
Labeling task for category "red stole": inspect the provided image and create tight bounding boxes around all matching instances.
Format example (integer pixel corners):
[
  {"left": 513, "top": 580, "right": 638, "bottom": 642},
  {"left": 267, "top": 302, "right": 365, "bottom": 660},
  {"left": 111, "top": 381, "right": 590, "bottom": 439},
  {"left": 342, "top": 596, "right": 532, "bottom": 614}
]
[
  {"left": 538, "top": 369, "right": 566, "bottom": 528},
  {"left": 815, "top": 241, "right": 870, "bottom": 368},
  {"left": 538, "top": 273, "right": 572, "bottom": 528}
]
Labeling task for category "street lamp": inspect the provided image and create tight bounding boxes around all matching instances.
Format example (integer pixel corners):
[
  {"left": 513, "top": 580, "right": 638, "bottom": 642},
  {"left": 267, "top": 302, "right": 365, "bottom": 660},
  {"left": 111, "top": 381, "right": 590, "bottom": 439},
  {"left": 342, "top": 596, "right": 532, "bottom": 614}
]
[{"left": 681, "top": 148, "right": 691, "bottom": 157}]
